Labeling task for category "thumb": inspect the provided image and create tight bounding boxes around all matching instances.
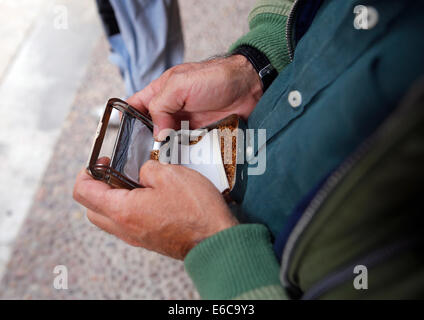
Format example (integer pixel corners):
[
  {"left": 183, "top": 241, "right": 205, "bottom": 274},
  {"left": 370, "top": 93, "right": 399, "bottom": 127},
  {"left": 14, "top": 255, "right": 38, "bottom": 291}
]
[{"left": 138, "top": 160, "right": 167, "bottom": 188}]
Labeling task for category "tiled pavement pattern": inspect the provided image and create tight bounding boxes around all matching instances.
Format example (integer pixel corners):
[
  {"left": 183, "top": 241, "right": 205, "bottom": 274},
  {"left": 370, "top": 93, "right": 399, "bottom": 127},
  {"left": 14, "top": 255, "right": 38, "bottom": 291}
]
[{"left": 0, "top": 0, "right": 255, "bottom": 299}]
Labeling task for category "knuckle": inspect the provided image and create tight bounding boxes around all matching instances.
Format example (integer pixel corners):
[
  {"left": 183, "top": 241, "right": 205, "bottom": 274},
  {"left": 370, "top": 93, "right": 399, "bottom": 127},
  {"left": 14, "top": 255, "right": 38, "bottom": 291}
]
[
  {"left": 86, "top": 211, "right": 97, "bottom": 225},
  {"left": 148, "top": 97, "right": 162, "bottom": 113},
  {"left": 159, "top": 163, "right": 174, "bottom": 179},
  {"left": 168, "top": 76, "right": 186, "bottom": 96},
  {"left": 156, "top": 165, "right": 176, "bottom": 186},
  {"left": 165, "top": 66, "right": 179, "bottom": 78},
  {"left": 72, "top": 183, "right": 84, "bottom": 203},
  {"left": 141, "top": 160, "right": 157, "bottom": 175},
  {"left": 124, "top": 238, "right": 140, "bottom": 248},
  {"left": 73, "top": 170, "right": 90, "bottom": 203},
  {"left": 164, "top": 163, "right": 177, "bottom": 176},
  {"left": 72, "top": 187, "right": 80, "bottom": 202},
  {"left": 114, "top": 211, "right": 130, "bottom": 225}
]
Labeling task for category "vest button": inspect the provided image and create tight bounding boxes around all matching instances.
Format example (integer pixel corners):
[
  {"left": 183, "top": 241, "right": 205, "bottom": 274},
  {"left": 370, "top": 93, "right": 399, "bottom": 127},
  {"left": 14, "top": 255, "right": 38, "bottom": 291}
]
[
  {"left": 246, "top": 146, "right": 253, "bottom": 160},
  {"left": 288, "top": 90, "right": 302, "bottom": 108}
]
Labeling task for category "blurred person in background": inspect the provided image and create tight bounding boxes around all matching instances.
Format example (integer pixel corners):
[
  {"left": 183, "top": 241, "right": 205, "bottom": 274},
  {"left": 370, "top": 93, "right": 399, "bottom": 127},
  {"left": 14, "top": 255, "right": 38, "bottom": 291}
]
[
  {"left": 95, "top": 0, "right": 184, "bottom": 123},
  {"left": 75, "top": 0, "right": 424, "bottom": 299}
]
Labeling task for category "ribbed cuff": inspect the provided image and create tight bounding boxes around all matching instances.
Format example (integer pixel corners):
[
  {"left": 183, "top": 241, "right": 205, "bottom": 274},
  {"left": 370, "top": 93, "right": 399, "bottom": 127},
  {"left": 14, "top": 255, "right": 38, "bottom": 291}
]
[
  {"left": 229, "top": 13, "right": 290, "bottom": 72},
  {"left": 184, "top": 224, "right": 283, "bottom": 300}
]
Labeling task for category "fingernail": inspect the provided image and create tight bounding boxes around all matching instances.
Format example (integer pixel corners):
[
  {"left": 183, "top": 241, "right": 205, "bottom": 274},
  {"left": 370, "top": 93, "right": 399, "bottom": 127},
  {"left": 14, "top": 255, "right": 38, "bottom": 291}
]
[{"left": 156, "top": 128, "right": 172, "bottom": 142}]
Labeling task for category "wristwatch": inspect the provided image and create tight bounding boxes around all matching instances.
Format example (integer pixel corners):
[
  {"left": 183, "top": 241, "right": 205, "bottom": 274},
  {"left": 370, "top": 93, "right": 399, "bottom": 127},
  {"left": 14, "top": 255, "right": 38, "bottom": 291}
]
[{"left": 232, "top": 45, "right": 278, "bottom": 92}]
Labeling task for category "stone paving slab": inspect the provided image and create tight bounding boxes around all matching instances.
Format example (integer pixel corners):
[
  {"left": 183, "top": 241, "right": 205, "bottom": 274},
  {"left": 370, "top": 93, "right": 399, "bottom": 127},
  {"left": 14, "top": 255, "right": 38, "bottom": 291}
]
[{"left": 0, "top": 0, "right": 255, "bottom": 299}]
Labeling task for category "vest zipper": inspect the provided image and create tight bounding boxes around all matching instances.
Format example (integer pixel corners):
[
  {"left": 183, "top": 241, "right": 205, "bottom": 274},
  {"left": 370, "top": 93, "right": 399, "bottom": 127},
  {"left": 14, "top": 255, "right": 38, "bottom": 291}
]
[
  {"left": 280, "top": 137, "right": 375, "bottom": 293},
  {"left": 301, "top": 238, "right": 421, "bottom": 299},
  {"left": 286, "top": 0, "right": 301, "bottom": 62},
  {"left": 280, "top": 88, "right": 424, "bottom": 294}
]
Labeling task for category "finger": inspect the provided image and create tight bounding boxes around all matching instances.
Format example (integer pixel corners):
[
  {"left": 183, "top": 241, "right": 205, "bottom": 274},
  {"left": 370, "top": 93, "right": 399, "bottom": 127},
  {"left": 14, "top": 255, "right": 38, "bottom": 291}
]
[
  {"left": 73, "top": 167, "right": 130, "bottom": 217},
  {"left": 126, "top": 77, "right": 163, "bottom": 114},
  {"left": 86, "top": 210, "right": 140, "bottom": 247},
  {"left": 127, "top": 89, "right": 151, "bottom": 115},
  {"left": 86, "top": 209, "right": 121, "bottom": 235},
  {"left": 149, "top": 78, "right": 188, "bottom": 140}
]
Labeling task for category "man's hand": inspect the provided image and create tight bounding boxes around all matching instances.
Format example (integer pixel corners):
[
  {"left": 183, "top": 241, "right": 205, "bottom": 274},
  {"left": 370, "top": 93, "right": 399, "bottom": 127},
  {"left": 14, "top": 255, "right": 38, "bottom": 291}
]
[
  {"left": 127, "top": 55, "right": 262, "bottom": 140},
  {"left": 73, "top": 159, "right": 238, "bottom": 260}
]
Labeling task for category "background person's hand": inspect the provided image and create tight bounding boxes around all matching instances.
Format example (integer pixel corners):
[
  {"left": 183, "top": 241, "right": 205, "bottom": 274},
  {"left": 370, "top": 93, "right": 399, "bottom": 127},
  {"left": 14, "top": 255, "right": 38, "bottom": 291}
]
[
  {"left": 73, "top": 159, "right": 238, "bottom": 260},
  {"left": 127, "top": 55, "right": 262, "bottom": 140}
]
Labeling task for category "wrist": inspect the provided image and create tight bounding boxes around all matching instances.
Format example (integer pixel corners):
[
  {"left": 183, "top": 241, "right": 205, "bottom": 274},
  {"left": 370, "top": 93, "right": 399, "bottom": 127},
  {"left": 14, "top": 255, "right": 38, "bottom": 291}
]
[
  {"left": 189, "top": 206, "right": 239, "bottom": 257},
  {"left": 185, "top": 224, "right": 284, "bottom": 300},
  {"left": 223, "top": 54, "right": 263, "bottom": 119},
  {"left": 232, "top": 45, "right": 278, "bottom": 93},
  {"left": 228, "top": 54, "right": 263, "bottom": 98}
]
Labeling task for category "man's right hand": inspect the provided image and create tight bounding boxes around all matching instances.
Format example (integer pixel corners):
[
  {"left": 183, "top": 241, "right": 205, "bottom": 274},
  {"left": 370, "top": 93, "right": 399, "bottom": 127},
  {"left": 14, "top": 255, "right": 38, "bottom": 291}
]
[{"left": 127, "top": 54, "right": 263, "bottom": 140}]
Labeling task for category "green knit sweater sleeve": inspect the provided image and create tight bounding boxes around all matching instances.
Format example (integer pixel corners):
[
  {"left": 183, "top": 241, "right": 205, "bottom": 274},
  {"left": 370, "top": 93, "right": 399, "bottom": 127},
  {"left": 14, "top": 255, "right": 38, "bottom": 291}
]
[
  {"left": 229, "top": 0, "right": 294, "bottom": 72},
  {"left": 184, "top": 224, "right": 288, "bottom": 300}
]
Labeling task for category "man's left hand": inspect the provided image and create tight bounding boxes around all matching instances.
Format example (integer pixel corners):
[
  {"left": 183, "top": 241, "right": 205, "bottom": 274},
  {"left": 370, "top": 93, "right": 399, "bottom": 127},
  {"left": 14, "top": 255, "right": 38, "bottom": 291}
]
[{"left": 73, "top": 159, "right": 238, "bottom": 260}]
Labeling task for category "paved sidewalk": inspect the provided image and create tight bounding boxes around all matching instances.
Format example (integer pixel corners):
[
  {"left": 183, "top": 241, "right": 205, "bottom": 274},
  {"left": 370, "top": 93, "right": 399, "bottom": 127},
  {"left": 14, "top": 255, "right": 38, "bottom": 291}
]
[
  {"left": 0, "top": 0, "right": 255, "bottom": 299},
  {"left": 0, "top": 0, "right": 102, "bottom": 282}
]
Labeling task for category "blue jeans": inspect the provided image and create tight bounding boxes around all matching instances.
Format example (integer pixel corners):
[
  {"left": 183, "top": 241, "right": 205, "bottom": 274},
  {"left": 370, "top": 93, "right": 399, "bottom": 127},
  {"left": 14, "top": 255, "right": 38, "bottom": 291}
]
[{"left": 107, "top": 0, "right": 184, "bottom": 96}]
